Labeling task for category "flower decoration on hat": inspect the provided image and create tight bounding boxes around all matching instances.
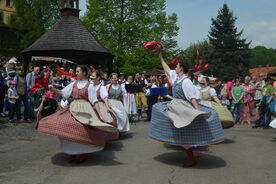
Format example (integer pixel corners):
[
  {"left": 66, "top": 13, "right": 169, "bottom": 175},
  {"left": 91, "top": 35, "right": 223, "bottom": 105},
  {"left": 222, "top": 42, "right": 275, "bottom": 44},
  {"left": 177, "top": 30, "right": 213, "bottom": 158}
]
[{"left": 168, "top": 57, "right": 179, "bottom": 67}]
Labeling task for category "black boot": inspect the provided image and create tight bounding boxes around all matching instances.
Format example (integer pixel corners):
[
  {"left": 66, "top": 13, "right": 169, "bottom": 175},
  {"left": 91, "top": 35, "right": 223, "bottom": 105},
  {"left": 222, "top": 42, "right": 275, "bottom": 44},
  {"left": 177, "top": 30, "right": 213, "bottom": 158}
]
[
  {"left": 137, "top": 109, "right": 142, "bottom": 120},
  {"left": 146, "top": 109, "right": 150, "bottom": 121}
]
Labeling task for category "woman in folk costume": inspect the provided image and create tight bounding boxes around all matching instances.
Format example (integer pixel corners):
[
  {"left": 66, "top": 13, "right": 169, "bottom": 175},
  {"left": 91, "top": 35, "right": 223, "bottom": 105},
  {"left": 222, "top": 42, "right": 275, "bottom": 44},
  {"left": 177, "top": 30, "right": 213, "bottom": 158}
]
[
  {"left": 38, "top": 65, "right": 118, "bottom": 163},
  {"left": 149, "top": 47, "right": 224, "bottom": 167},
  {"left": 91, "top": 70, "right": 118, "bottom": 138},
  {"left": 106, "top": 73, "right": 130, "bottom": 132},
  {"left": 200, "top": 77, "right": 235, "bottom": 128},
  {"left": 122, "top": 76, "right": 138, "bottom": 121}
]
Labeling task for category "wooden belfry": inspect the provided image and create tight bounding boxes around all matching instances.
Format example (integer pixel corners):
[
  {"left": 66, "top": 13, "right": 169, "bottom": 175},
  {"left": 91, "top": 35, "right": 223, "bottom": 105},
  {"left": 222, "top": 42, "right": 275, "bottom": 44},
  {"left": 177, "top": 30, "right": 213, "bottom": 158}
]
[
  {"left": 61, "top": 0, "right": 79, "bottom": 9},
  {"left": 21, "top": 0, "right": 114, "bottom": 72}
]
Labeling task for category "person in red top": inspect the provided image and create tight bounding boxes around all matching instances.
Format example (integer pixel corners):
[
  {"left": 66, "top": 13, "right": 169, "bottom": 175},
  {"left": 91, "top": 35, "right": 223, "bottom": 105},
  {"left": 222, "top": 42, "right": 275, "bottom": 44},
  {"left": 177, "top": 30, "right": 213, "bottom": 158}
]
[{"left": 226, "top": 79, "right": 235, "bottom": 110}]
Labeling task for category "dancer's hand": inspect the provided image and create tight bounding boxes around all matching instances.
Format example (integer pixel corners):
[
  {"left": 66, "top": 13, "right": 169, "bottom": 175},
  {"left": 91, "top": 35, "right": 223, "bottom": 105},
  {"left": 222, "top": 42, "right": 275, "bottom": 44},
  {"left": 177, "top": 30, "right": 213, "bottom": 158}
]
[
  {"left": 48, "top": 85, "right": 54, "bottom": 91},
  {"left": 107, "top": 103, "right": 113, "bottom": 112},
  {"left": 152, "top": 44, "right": 162, "bottom": 55},
  {"left": 107, "top": 107, "right": 112, "bottom": 113},
  {"left": 41, "top": 94, "right": 46, "bottom": 101},
  {"left": 101, "top": 116, "right": 108, "bottom": 123}
]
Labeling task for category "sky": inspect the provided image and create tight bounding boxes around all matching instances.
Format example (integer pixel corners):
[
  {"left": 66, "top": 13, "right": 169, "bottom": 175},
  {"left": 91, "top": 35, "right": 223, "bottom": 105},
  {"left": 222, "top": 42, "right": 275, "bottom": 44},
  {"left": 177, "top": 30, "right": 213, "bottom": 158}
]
[{"left": 79, "top": 0, "right": 276, "bottom": 50}]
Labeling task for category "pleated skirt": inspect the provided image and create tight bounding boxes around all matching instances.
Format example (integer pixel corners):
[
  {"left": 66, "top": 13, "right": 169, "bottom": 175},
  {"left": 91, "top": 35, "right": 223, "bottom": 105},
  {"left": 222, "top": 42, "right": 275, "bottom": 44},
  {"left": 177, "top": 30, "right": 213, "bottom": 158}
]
[{"left": 149, "top": 101, "right": 224, "bottom": 146}]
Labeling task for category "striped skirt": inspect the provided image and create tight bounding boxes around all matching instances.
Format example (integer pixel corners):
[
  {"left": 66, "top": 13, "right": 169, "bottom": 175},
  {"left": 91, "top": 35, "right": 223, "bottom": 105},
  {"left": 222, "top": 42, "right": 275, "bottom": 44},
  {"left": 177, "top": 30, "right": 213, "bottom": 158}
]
[{"left": 148, "top": 101, "right": 224, "bottom": 146}]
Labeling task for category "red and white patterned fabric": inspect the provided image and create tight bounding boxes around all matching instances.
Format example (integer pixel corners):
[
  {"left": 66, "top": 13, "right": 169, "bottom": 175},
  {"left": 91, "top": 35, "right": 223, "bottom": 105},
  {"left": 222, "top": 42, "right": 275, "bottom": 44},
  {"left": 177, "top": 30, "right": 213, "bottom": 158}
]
[{"left": 38, "top": 81, "right": 118, "bottom": 146}]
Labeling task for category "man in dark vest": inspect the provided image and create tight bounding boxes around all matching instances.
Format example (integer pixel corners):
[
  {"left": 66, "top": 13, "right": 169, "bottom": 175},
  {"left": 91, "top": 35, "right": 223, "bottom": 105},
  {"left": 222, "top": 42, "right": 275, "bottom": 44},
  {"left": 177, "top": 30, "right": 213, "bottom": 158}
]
[{"left": 134, "top": 72, "right": 148, "bottom": 120}]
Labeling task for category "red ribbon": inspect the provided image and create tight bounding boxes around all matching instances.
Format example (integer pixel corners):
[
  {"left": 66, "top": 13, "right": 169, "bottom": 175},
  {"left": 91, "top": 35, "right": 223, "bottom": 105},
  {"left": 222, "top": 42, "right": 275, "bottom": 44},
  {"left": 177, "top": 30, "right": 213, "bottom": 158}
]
[
  {"left": 56, "top": 68, "right": 78, "bottom": 79},
  {"left": 88, "top": 65, "right": 96, "bottom": 71},
  {"left": 29, "top": 72, "right": 50, "bottom": 93},
  {"left": 193, "top": 60, "right": 209, "bottom": 73},
  {"left": 163, "top": 77, "right": 172, "bottom": 87}
]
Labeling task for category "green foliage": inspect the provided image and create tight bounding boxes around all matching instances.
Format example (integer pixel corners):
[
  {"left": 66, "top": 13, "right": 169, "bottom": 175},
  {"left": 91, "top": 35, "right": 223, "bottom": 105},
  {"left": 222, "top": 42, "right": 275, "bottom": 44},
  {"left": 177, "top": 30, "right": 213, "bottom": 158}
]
[
  {"left": 0, "top": 26, "right": 20, "bottom": 58},
  {"left": 250, "top": 46, "right": 276, "bottom": 67},
  {"left": 82, "top": 0, "right": 179, "bottom": 74},
  {"left": 178, "top": 40, "right": 213, "bottom": 67},
  {"left": 9, "top": 0, "right": 60, "bottom": 51},
  {"left": 205, "top": 3, "right": 252, "bottom": 81}
]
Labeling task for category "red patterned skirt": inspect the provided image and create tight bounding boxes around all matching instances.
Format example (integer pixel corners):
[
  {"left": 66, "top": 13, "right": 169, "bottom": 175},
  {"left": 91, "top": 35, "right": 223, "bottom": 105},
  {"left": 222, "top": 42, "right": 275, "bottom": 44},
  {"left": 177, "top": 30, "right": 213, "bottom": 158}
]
[{"left": 38, "top": 107, "right": 119, "bottom": 146}]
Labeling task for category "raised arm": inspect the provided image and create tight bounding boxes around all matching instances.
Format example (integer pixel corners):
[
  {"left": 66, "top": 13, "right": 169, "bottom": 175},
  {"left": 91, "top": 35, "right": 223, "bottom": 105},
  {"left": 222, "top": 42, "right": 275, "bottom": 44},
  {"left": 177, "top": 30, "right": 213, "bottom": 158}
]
[{"left": 156, "top": 46, "right": 171, "bottom": 77}]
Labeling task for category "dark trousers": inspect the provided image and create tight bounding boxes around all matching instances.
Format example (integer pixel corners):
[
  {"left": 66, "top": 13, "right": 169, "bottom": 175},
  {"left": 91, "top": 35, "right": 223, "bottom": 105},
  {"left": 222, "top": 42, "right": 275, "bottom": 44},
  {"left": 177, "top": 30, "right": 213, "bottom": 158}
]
[
  {"left": 18, "top": 94, "right": 29, "bottom": 120},
  {"left": 8, "top": 101, "right": 20, "bottom": 120},
  {"left": 4, "top": 97, "right": 9, "bottom": 112},
  {"left": 255, "top": 97, "right": 274, "bottom": 127},
  {"left": 0, "top": 95, "right": 4, "bottom": 113},
  {"left": 233, "top": 103, "right": 242, "bottom": 123},
  {"left": 255, "top": 106, "right": 271, "bottom": 127},
  {"left": 228, "top": 99, "right": 233, "bottom": 111},
  {"left": 146, "top": 96, "right": 158, "bottom": 121},
  {"left": 28, "top": 92, "right": 39, "bottom": 120}
]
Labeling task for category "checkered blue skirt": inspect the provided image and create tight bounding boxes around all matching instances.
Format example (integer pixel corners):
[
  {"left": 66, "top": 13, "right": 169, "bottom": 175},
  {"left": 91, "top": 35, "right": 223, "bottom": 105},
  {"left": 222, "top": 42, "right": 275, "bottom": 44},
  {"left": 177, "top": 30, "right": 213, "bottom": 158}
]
[{"left": 148, "top": 101, "right": 224, "bottom": 146}]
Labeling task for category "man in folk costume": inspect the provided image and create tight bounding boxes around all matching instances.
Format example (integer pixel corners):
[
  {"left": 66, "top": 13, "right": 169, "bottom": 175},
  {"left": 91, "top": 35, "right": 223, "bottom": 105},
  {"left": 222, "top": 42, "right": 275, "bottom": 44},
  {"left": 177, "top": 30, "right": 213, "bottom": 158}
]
[
  {"left": 106, "top": 73, "right": 130, "bottom": 133},
  {"left": 38, "top": 65, "right": 118, "bottom": 163},
  {"left": 134, "top": 72, "right": 148, "bottom": 120},
  {"left": 148, "top": 45, "right": 224, "bottom": 167}
]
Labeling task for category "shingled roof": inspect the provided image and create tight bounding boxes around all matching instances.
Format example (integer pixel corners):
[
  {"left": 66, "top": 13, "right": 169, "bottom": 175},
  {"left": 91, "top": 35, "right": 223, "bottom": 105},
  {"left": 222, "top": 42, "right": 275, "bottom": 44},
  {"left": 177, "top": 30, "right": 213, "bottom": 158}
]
[
  {"left": 21, "top": 8, "right": 114, "bottom": 71},
  {"left": 145, "top": 68, "right": 164, "bottom": 76}
]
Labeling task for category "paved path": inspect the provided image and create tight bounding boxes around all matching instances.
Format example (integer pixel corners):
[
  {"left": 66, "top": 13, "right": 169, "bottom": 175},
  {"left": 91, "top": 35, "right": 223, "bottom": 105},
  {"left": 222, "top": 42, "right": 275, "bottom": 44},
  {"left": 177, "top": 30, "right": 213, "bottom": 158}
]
[{"left": 0, "top": 119, "right": 276, "bottom": 184}]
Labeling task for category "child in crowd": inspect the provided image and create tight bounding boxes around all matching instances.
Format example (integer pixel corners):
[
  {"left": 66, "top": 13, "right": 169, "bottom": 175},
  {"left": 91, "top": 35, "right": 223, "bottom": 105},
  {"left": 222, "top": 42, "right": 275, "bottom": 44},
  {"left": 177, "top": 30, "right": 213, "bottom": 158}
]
[
  {"left": 231, "top": 78, "right": 244, "bottom": 124},
  {"left": 7, "top": 81, "right": 20, "bottom": 122},
  {"left": 221, "top": 94, "right": 230, "bottom": 109}
]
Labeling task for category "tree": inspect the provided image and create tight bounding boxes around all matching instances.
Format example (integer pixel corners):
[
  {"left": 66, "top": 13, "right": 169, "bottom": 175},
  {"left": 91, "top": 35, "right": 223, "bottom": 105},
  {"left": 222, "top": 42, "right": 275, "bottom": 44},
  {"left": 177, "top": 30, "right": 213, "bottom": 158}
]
[
  {"left": 178, "top": 40, "right": 213, "bottom": 68},
  {"left": 9, "top": 0, "right": 60, "bottom": 52},
  {"left": 82, "top": 0, "right": 179, "bottom": 74},
  {"left": 205, "top": 3, "right": 252, "bottom": 81},
  {"left": 250, "top": 46, "right": 276, "bottom": 67}
]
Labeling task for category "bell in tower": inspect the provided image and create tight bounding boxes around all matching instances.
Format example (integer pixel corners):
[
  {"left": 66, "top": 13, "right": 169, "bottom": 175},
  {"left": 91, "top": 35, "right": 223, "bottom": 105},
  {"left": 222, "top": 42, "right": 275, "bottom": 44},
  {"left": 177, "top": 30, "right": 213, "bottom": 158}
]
[
  {"left": 60, "top": 0, "right": 80, "bottom": 18},
  {"left": 61, "top": 0, "right": 79, "bottom": 9}
]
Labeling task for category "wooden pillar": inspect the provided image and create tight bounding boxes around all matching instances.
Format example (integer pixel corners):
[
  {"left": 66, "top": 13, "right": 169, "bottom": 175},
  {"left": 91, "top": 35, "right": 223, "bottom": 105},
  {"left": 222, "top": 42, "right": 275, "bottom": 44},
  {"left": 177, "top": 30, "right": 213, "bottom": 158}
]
[
  {"left": 61, "top": 0, "right": 65, "bottom": 9},
  {"left": 70, "top": 0, "right": 74, "bottom": 8},
  {"left": 65, "top": 0, "right": 69, "bottom": 8},
  {"left": 76, "top": 0, "right": 79, "bottom": 9}
]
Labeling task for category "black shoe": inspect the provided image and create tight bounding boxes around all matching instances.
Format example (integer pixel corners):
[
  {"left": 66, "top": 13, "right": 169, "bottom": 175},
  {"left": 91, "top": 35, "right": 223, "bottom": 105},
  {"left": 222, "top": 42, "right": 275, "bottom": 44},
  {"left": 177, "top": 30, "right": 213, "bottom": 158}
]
[
  {"left": 263, "top": 126, "right": 271, "bottom": 129},
  {"left": 252, "top": 125, "right": 260, "bottom": 128}
]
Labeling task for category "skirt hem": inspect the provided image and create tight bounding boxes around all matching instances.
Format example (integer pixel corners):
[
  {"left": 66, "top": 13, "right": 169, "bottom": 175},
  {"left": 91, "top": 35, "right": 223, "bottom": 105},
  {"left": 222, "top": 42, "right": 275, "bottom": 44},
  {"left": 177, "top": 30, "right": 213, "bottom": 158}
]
[
  {"left": 38, "top": 130, "right": 104, "bottom": 147},
  {"left": 148, "top": 136, "right": 224, "bottom": 147}
]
